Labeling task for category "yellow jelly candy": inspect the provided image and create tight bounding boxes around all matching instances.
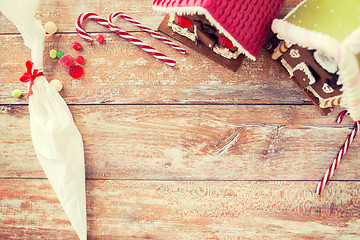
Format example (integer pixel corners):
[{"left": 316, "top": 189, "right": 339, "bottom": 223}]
[
  {"left": 12, "top": 89, "right": 22, "bottom": 98},
  {"left": 50, "top": 49, "right": 57, "bottom": 59}
]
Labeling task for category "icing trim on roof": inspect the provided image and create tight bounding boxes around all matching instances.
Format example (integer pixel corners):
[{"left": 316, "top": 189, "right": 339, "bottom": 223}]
[
  {"left": 153, "top": 5, "right": 256, "bottom": 61},
  {"left": 272, "top": 19, "right": 360, "bottom": 121},
  {"left": 283, "top": 0, "right": 308, "bottom": 21}
]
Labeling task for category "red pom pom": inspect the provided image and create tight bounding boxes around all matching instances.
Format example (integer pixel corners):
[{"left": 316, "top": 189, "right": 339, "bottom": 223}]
[
  {"left": 69, "top": 65, "right": 83, "bottom": 79},
  {"left": 58, "top": 54, "right": 73, "bottom": 68},
  {"left": 218, "top": 36, "right": 233, "bottom": 49},
  {"left": 175, "top": 16, "right": 192, "bottom": 28},
  {"left": 72, "top": 42, "right": 82, "bottom": 50},
  {"left": 96, "top": 35, "right": 105, "bottom": 43},
  {"left": 76, "top": 56, "right": 84, "bottom": 64}
]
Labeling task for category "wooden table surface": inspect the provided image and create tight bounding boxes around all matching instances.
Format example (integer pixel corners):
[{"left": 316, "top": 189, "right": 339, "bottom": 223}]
[{"left": 1, "top": 0, "right": 360, "bottom": 239}]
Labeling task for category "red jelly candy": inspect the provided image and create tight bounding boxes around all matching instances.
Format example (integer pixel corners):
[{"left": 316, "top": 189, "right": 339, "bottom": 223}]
[
  {"left": 72, "top": 42, "right": 82, "bottom": 50},
  {"left": 69, "top": 65, "right": 83, "bottom": 79},
  {"left": 58, "top": 54, "right": 73, "bottom": 68},
  {"left": 76, "top": 55, "right": 84, "bottom": 64},
  {"left": 175, "top": 16, "right": 192, "bottom": 28},
  {"left": 96, "top": 35, "right": 105, "bottom": 43},
  {"left": 218, "top": 36, "right": 233, "bottom": 49}
]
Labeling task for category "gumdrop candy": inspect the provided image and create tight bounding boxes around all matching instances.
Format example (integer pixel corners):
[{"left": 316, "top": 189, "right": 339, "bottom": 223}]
[
  {"left": 57, "top": 51, "right": 65, "bottom": 59},
  {"left": 96, "top": 35, "right": 105, "bottom": 43},
  {"left": 76, "top": 55, "right": 84, "bottom": 64},
  {"left": 218, "top": 36, "right": 233, "bottom": 49},
  {"left": 49, "top": 49, "right": 57, "bottom": 58},
  {"left": 72, "top": 42, "right": 82, "bottom": 50},
  {"left": 69, "top": 65, "right": 83, "bottom": 79},
  {"left": 175, "top": 16, "right": 192, "bottom": 28},
  {"left": 58, "top": 54, "right": 73, "bottom": 68}
]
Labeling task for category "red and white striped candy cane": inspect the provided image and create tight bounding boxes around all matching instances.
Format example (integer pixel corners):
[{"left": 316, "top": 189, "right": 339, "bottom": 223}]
[
  {"left": 316, "top": 110, "right": 360, "bottom": 195},
  {"left": 109, "top": 11, "right": 186, "bottom": 54},
  {"left": 336, "top": 110, "right": 348, "bottom": 124},
  {"left": 76, "top": 12, "right": 176, "bottom": 67},
  {"left": 76, "top": 12, "right": 109, "bottom": 43}
]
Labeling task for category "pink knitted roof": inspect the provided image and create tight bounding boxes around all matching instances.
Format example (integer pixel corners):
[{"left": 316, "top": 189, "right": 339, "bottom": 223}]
[{"left": 153, "top": 0, "right": 285, "bottom": 60}]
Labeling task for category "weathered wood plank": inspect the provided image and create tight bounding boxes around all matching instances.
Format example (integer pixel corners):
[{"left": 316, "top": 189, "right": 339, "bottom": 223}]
[
  {"left": 1, "top": 105, "right": 358, "bottom": 180},
  {"left": 0, "top": 0, "right": 308, "bottom": 105},
  {"left": 1, "top": 1, "right": 358, "bottom": 239},
  {"left": 0, "top": 32, "right": 311, "bottom": 105},
  {"left": 1, "top": 179, "right": 359, "bottom": 239},
  {"left": 0, "top": 0, "right": 302, "bottom": 33},
  {"left": 0, "top": 0, "right": 159, "bottom": 34}
]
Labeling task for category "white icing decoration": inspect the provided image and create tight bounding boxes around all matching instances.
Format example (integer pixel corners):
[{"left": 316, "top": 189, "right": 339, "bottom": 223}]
[
  {"left": 313, "top": 50, "right": 338, "bottom": 74},
  {"left": 271, "top": 18, "right": 360, "bottom": 120},
  {"left": 213, "top": 45, "right": 241, "bottom": 59},
  {"left": 153, "top": 5, "right": 256, "bottom": 60},
  {"left": 292, "top": 62, "right": 316, "bottom": 85},
  {"left": 322, "top": 83, "right": 334, "bottom": 93},
  {"left": 290, "top": 49, "right": 300, "bottom": 58},
  {"left": 280, "top": 59, "right": 294, "bottom": 76},
  {"left": 307, "top": 86, "right": 341, "bottom": 107},
  {"left": 167, "top": 14, "right": 241, "bottom": 59},
  {"left": 168, "top": 19, "right": 196, "bottom": 41},
  {"left": 169, "top": 13, "right": 175, "bottom": 22}
]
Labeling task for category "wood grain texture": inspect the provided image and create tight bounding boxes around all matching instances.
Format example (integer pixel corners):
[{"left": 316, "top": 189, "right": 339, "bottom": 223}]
[
  {"left": 0, "top": 0, "right": 307, "bottom": 106},
  {"left": 0, "top": 0, "right": 302, "bottom": 34},
  {"left": 1, "top": 0, "right": 359, "bottom": 239},
  {"left": 1, "top": 179, "right": 360, "bottom": 239},
  {"left": 1, "top": 105, "right": 358, "bottom": 180},
  {"left": 1, "top": 33, "right": 308, "bottom": 105}
]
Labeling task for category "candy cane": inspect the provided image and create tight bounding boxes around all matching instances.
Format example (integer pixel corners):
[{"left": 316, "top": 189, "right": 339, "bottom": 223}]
[
  {"left": 336, "top": 110, "right": 348, "bottom": 124},
  {"left": 76, "top": 12, "right": 176, "bottom": 67},
  {"left": 315, "top": 110, "right": 359, "bottom": 195},
  {"left": 108, "top": 11, "right": 186, "bottom": 54},
  {"left": 76, "top": 12, "right": 108, "bottom": 42}
]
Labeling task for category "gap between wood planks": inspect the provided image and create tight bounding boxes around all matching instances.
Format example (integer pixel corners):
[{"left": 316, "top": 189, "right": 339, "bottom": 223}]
[
  {"left": 1, "top": 103, "right": 315, "bottom": 106},
  {"left": 1, "top": 177, "right": 359, "bottom": 182},
  {"left": 1, "top": 103, "right": 355, "bottom": 129}
]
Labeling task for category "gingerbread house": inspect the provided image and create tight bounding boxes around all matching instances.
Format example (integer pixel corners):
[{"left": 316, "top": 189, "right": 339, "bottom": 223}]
[
  {"left": 153, "top": 0, "right": 285, "bottom": 71},
  {"left": 266, "top": 0, "right": 360, "bottom": 120}
]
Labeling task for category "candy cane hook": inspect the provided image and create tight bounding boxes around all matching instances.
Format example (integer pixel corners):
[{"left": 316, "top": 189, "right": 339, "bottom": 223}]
[
  {"left": 109, "top": 11, "right": 186, "bottom": 54},
  {"left": 76, "top": 12, "right": 176, "bottom": 67},
  {"left": 76, "top": 12, "right": 109, "bottom": 43}
]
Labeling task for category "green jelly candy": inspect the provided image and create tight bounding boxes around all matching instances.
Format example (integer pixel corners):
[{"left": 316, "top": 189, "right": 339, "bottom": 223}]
[
  {"left": 57, "top": 51, "right": 64, "bottom": 59},
  {"left": 50, "top": 49, "right": 57, "bottom": 59},
  {"left": 12, "top": 89, "right": 22, "bottom": 98}
]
